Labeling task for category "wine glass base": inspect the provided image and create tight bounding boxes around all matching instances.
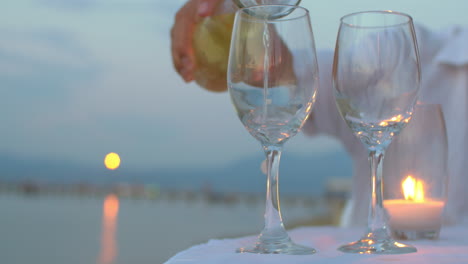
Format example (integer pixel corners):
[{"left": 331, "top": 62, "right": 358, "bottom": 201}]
[
  {"left": 237, "top": 240, "right": 316, "bottom": 255},
  {"left": 338, "top": 237, "right": 417, "bottom": 254}
]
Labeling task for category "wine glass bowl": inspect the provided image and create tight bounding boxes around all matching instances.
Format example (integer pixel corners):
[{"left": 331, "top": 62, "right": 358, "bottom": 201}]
[
  {"left": 334, "top": 11, "right": 420, "bottom": 151},
  {"left": 333, "top": 11, "right": 421, "bottom": 254},
  {"left": 228, "top": 5, "right": 318, "bottom": 254}
]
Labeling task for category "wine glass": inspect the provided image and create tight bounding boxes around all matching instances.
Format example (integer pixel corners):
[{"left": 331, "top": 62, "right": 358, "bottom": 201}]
[
  {"left": 333, "top": 11, "right": 421, "bottom": 254},
  {"left": 228, "top": 5, "right": 319, "bottom": 254}
]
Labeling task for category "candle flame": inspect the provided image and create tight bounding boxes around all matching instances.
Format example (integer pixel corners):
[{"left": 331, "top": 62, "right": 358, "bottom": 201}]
[{"left": 402, "top": 175, "right": 425, "bottom": 202}]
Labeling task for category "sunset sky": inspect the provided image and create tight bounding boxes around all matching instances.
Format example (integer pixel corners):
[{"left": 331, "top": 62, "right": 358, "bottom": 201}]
[{"left": 1, "top": 0, "right": 467, "bottom": 171}]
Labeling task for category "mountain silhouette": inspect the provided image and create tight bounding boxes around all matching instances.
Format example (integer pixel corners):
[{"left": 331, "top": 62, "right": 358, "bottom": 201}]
[{"left": 0, "top": 151, "right": 352, "bottom": 196}]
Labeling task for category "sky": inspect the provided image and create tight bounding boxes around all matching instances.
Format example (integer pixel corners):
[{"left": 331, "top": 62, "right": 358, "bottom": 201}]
[{"left": 1, "top": 0, "right": 468, "bottom": 171}]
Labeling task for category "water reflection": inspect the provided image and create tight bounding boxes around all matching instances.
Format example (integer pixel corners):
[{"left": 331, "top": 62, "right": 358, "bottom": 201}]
[{"left": 98, "top": 194, "right": 119, "bottom": 264}]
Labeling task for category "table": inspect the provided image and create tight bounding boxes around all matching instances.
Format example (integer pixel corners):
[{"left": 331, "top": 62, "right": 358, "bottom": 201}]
[{"left": 164, "top": 226, "right": 468, "bottom": 263}]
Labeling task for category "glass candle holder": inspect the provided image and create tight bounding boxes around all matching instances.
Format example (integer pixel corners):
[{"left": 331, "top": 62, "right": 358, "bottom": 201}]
[{"left": 383, "top": 103, "right": 448, "bottom": 240}]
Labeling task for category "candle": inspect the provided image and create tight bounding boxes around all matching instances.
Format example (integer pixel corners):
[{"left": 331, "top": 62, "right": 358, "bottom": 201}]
[
  {"left": 384, "top": 199, "right": 445, "bottom": 230},
  {"left": 384, "top": 175, "right": 445, "bottom": 231}
]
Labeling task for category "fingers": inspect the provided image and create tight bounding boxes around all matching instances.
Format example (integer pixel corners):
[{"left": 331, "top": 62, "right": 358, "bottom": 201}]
[
  {"left": 171, "top": 30, "right": 193, "bottom": 82},
  {"left": 171, "top": 23, "right": 194, "bottom": 82},
  {"left": 171, "top": 1, "right": 198, "bottom": 82},
  {"left": 171, "top": 0, "right": 223, "bottom": 83}
]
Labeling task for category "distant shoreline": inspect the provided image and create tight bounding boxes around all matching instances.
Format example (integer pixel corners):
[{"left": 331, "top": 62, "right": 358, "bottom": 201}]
[
  {"left": 0, "top": 180, "right": 324, "bottom": 205},
  {"left": 0, "top": 179, "right": 349, "bottom": 229}
]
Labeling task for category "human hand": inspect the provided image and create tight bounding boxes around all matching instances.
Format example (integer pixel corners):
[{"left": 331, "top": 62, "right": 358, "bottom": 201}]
[{"left": 170, "top": 0, "right": 223, "bottom": 82}]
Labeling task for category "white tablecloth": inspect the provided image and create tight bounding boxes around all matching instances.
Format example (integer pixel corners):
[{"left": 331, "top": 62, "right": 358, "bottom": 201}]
[{"left": 165, "top": 226, "right": 468, "bottom": 264}]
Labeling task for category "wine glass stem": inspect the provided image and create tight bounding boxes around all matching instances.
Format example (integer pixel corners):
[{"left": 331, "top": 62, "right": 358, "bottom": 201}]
[
  {"left": 261, "top": 145, "right": 288, "bottom": 240},
  {"left": 367, "top": 150, "right": 389, "bottom": 238}
]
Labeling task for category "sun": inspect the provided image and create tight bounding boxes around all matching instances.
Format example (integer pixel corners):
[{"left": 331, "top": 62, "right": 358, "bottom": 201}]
[{"left": 104, "top": 152, "right": 121, "bottom": 170}]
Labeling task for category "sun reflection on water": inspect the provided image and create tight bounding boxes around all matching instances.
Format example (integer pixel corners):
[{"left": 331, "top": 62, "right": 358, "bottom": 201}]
[{"left": 98, "top": 194, "right": 119, "bottom": 264}]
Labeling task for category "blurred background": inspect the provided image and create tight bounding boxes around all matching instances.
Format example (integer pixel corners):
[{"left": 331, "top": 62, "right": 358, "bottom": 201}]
[{"left": 1, "top": 0, "right": 467, "bottom": 263}]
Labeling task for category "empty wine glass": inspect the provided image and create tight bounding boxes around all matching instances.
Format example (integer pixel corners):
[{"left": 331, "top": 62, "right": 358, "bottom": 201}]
[
  {"left": 333, "top": 11, "right": 421, "bottom": 254},
  {"left": 228, "top": 5, "right": 319, "bottom": 254}
]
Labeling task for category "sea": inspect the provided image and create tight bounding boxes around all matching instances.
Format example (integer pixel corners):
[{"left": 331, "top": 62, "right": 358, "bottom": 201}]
[{"left": 0, "top": 191, "right": 329, "bottom": 264}]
